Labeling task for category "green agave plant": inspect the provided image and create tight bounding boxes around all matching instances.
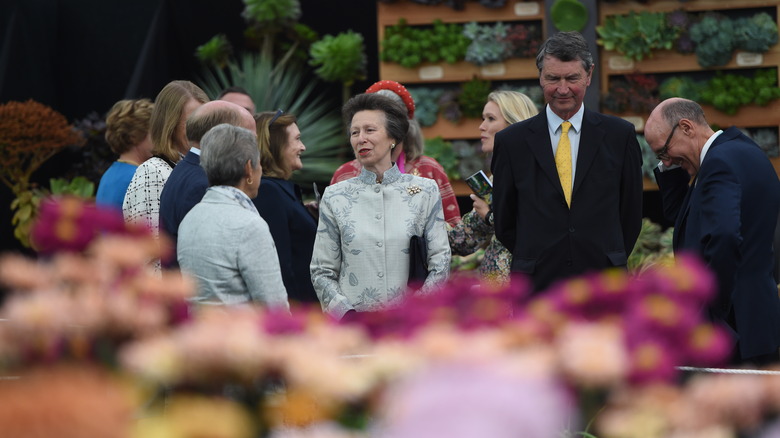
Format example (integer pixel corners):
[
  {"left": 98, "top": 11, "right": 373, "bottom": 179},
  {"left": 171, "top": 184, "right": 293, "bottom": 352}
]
[{"left": 197, "top": 53, "right": 347, "bottom": 185}]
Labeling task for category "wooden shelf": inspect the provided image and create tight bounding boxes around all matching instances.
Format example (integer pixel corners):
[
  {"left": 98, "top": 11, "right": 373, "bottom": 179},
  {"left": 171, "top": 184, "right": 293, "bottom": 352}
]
[
  {"left": 378, "top": 0, "right": 543, "bottom": 26},
  {"left": 377, "top": 0, "right": 544, "bottom": 83},
  {"left": 421, "top": 117, "right": 480, "bottom": 140},
  {"left": 600, "top": 47, "right": 780, "bottom": 77},
  {"left": 605, "top": 100, "right": 780, "bottom": 132},
  {"left": 599, "top": 0, "right": 779, "bottom": 18},
  {"left": 379, "top": 58, "right": 539, "bottom": 84}
]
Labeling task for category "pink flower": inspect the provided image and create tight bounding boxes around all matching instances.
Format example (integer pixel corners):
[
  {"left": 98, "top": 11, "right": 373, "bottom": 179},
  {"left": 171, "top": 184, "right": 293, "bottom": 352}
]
[
  {"left": 376, "top": 361, "right": 576, "bottom": 438},
  {"left": 556, "top": 322, "right": 629, "bottom": 388},
  {"left": 683, "top": 323, "right": 732, "bottom": 366},
  {"left": 627, "top": 337, "right": 679, "bottom": 384}
]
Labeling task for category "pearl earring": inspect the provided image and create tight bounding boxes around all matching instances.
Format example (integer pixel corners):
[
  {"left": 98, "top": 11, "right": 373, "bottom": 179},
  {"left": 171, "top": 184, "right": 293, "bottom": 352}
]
[{"left": 391, "top": 143, "right": 396, "bottom": 149}]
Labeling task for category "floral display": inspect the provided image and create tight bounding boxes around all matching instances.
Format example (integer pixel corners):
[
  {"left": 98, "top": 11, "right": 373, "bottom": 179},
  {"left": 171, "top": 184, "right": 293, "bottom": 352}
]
[
  {"left": 0, "top": 196, "right": 779, "bottom": 437},
  {"left": 0, "top": 99, "right": 85, "bottom": 247}
]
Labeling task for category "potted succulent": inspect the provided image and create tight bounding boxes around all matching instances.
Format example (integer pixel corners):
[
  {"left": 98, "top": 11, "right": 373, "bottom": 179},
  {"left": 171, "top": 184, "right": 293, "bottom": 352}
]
[{"left": 597, "top": 10, "right": 682, "bottom": 61}]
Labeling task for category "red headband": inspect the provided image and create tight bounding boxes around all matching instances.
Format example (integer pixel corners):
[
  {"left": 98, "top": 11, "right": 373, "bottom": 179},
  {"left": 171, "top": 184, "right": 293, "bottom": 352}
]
[{"left": 365, "top": 80, "right": 415, "bottom": 119}]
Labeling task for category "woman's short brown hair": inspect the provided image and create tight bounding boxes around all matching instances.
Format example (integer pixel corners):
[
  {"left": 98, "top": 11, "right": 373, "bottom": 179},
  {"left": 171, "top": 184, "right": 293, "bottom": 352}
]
[
  {"left": 104, "top": 99, "right": 154, "bottom": 155},
  {"left": 342, "top": 93, "right": 409, "bottom": 147},
  {"left": 256, "top": 110, "right": 298, "bottom": 180},
  {"left": 149, "top": 80, "right": 209, "bottom": 163}
]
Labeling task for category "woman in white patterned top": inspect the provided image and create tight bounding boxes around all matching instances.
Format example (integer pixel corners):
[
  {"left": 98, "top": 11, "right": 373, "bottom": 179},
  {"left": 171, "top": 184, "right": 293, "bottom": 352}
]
[
  {"left": 310, "top": 93, "right": 451, "bottom": 320},
  {"left": 178, "top": 124, "right": 289, "bottom": 310},
  {"left": 123, "top": 80, "right": 208, "bottom": 271}
]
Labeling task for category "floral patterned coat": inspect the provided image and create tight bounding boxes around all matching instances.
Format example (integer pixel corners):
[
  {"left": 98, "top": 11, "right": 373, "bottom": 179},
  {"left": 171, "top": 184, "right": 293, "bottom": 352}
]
[
  {"left": 330, "top": 155, "right": 462, "bottom": 226},
  {"left": 311, "top": 165, "right": 451, "bottom": 319},
  {"left": 449, "top": 208, "right": 512, "bottom": 285}
]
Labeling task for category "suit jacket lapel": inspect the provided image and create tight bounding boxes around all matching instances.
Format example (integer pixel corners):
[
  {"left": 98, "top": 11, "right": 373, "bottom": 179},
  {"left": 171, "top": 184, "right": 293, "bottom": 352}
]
[
  {"left": 673, "top": 174, "right": 697, "bottom": 249},
  {"left": 572, "top": 109, "right": 603, "bottom": 200},
  {"left": 527, "top": 113, "right": 562, "bottom": 197}
]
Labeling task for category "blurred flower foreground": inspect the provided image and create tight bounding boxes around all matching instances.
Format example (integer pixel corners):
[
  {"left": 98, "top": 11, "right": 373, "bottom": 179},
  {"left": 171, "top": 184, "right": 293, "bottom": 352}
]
[{"left": 1, "top": 196, "right": 779, "bottom": 438}]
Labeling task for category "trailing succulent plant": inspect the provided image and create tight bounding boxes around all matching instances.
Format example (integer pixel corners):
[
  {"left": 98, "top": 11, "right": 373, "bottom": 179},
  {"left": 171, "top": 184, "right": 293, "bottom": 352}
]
[
  {"left": 452, "top": 140, "right": 485, "bottom": 180},
  {"left": 502, "top": 23, "right": 542, "bottom": 58},
  {"left": 596, "top": 11, "right": 682, "bottom": 61},
  {"left": 689, "top": 13, "right": 736, "bottom": 68},
  {"left": 195, "top": 34, "right": 233, "bottom": 68},
  {"left": 463, "top": 21, "right": 510, "bottom": 66},
  {"left": 381, "top": 19, "right": 470, "bottom": 68},
  {"left": 690, "top": 11, "right": 778, "bottom": 68},
  {"left": 636, "top": 135, "right": 659, "bottom": 180},
  {"left": 666, "top": 9, "right": 695, "bottom": 54},
  {"left": 699, "top": 68, "right": 780, "bottom": 115},
  {"left": 602, "top": 74, "right": 660, "bottom": 114},
  {"left": 733, "top": 12, "right": 778, "bottom": 53},
  {"left": 309, "top": 31, "right": 366, "bottom": 103},
  {"left": 744, "top": 128, "right": 779, "bottom": 158},
  {"left": 458, "top": 77, "right": 493, "bottom": 119},
  {"left": 424, "top": 137, "right": 460, "bottom": 180},
  {"left": 408, "top": 87, "right": 446, "bottom": 127},
  {"left": 659, "top": 76, "right": 704, "bottom": 102}
]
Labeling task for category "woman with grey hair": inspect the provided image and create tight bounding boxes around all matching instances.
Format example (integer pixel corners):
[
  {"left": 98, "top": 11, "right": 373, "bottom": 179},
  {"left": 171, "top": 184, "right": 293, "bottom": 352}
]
[
  {"left": 311, "top": 93, "right": 451, "bottom": 320},
  {"left": 177, "top": 123, "right": 289, "bottom": 310}
]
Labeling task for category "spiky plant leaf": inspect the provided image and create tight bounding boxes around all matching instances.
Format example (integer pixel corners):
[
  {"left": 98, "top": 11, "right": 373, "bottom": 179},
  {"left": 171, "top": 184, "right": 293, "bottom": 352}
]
[{"left": 197, "top": 53, "right": 347, "bottom": 185}]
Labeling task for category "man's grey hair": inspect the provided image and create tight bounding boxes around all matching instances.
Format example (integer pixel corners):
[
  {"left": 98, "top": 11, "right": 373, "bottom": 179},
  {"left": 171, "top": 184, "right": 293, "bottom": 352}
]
[
  {"left": 660, "top": 99, "right": 708, "bottom": 127},
  {"left": 200, "top": 124, "right": 259, "bottom": 187},
  {"left": 536, "top": 31, "right": 594, "bottom": 74}
]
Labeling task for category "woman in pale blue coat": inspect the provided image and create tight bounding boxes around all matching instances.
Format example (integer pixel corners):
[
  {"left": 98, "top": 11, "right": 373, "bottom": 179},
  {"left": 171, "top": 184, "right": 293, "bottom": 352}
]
[
  {"left": 178, "top": 124, "right": 289, "bottom": 310},
  {"left": 311, "top": 93, "right": 451, "bottom": 320}
]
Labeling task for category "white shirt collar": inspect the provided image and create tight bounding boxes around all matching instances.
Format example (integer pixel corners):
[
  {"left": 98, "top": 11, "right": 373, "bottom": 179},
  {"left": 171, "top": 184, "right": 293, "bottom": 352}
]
[
  {"left": 547, "top": 104, "right": 584, "bottom": 133},
  {"left": 700, "top": 130, "right": 723, "bottom": 165},
  {"left": 190, "top": 146, "right": 201, "bottom": 156}
]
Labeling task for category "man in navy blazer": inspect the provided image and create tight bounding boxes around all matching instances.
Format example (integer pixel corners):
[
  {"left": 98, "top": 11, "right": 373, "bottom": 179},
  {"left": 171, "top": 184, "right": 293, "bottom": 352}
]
[
  {"left": 649, "top": 97, "right": 780, "bottom": 364},
  {"left": 491, "top": 32, "right": 643, "bottom": 293},
  {"left": 159, "top": 100, "right": 256, "bottom": 267}
]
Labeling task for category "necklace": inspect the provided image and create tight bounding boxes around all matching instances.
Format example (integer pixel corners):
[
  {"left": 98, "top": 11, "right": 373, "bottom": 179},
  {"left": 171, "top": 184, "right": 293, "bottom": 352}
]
[{"left": 117, "top": 159, "right": 140, "bottom": 166}]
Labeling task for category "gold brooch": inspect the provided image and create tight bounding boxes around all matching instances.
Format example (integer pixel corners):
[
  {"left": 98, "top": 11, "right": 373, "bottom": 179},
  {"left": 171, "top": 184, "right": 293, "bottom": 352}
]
[{"left": 407, "top": 185, "right": 421, "bottom": 195}]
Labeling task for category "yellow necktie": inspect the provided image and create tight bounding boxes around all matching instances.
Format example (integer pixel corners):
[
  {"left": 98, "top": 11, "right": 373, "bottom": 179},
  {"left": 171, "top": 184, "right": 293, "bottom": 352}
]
[{"left": 556, "top": 121, "right": 572, "bottom": 207}]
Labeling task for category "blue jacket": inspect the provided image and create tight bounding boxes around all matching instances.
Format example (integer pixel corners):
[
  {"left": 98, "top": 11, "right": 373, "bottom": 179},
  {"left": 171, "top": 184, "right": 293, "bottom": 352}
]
[
  {"left": 254, "top": 177, "right": 319, "bottom": 303},
  {"left": 655, "top": 126, "right": 780, "bottom": 360},
  {"left": 159, "top": 150, "right": 208, "bottom": 267}
]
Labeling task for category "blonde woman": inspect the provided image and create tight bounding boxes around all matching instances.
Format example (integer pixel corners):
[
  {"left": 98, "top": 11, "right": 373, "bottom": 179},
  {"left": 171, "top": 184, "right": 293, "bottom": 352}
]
[
  {"left": 123, "top": 80, "right": 208, "bottom": 272},
  {"left": 449, "top": 90, "right": 538, "bottom": 284}
]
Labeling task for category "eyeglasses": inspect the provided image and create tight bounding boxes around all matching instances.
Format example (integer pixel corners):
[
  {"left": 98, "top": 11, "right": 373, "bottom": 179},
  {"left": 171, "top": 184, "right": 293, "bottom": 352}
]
[
  {"left": 655, "top": 122, "right": 679, "bottom": 161},
  {"left": 269, "top": 109, "right": 284, "bottom": 126}
]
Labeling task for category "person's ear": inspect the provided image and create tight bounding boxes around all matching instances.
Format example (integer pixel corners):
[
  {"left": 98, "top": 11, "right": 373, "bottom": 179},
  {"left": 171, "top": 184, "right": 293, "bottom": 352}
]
[{"left": 244, "top": 160, "right": 253, "bottom": 178}]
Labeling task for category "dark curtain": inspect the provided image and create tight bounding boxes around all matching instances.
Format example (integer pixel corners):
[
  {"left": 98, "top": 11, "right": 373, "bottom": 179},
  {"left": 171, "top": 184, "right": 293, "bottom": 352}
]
[{"left": 0, "top": 0, "right": 377, "bottom": 255}]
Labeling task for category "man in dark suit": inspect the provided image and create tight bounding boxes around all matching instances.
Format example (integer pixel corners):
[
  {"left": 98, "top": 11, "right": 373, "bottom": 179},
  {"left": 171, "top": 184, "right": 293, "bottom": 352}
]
[
  {"left": 648, "top": 97, "right": 780, "bottom": 364},
  {"left": 159, "top": 100, "right": 256, "bottom": 267},
  {"left": 491, "top": 31, "right": 643, "bottom": 293}
]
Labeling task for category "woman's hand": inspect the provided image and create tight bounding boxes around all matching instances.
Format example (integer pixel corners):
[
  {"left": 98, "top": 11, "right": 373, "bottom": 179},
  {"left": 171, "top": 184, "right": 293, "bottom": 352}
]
[
  {"left": 469, "top": 194, "right": 490, "bottom": 220},
  {"left": 304, "top": 201, "right": 319, "bottom": 220}
]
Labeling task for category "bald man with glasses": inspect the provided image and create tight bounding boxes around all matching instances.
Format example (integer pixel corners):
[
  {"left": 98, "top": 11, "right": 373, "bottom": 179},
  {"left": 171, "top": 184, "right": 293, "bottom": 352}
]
[{"left": 648, "top": 97, "right": 780, "bottom": 365}]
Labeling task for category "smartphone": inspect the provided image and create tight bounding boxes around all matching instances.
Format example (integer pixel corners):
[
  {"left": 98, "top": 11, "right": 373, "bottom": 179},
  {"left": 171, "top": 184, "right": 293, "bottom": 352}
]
[{"left": 465, "top": 170, "right": 492, "bottom": 200}]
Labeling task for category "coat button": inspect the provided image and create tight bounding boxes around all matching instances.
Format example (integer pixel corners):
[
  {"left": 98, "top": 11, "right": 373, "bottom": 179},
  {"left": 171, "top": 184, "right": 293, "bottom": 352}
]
[
  {"left": 569, "top": 226, "right": 575, "bottom": 233},
  {"left": 377, "top": 242, "right": 383, "bottom": 247}
]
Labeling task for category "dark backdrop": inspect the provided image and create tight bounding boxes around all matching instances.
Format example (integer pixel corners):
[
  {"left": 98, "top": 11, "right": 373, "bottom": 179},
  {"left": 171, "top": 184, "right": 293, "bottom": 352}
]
[{"left": 0, "top": 0, "right": 379, "bottom": 253}]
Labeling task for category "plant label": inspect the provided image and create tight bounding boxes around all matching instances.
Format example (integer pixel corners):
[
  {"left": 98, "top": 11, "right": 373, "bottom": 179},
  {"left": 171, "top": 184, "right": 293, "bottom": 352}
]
[
  {"left": 514, "top": 2, "right": 540, "bottom": 16},
  {"left": 480, "top": 63, "right": 507, "bottom": 76},
  {"left": 736, "top": 52, "right": 763, "bottom": 67},
  {"left": 622, "top": 116, "right": 644, "bottom": 132},
  {"left": 608, "top": 56, "right": 634, "bottom": 71},
  {"left": 419, "top": 66, "right": 444, "bottom": 80}
]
